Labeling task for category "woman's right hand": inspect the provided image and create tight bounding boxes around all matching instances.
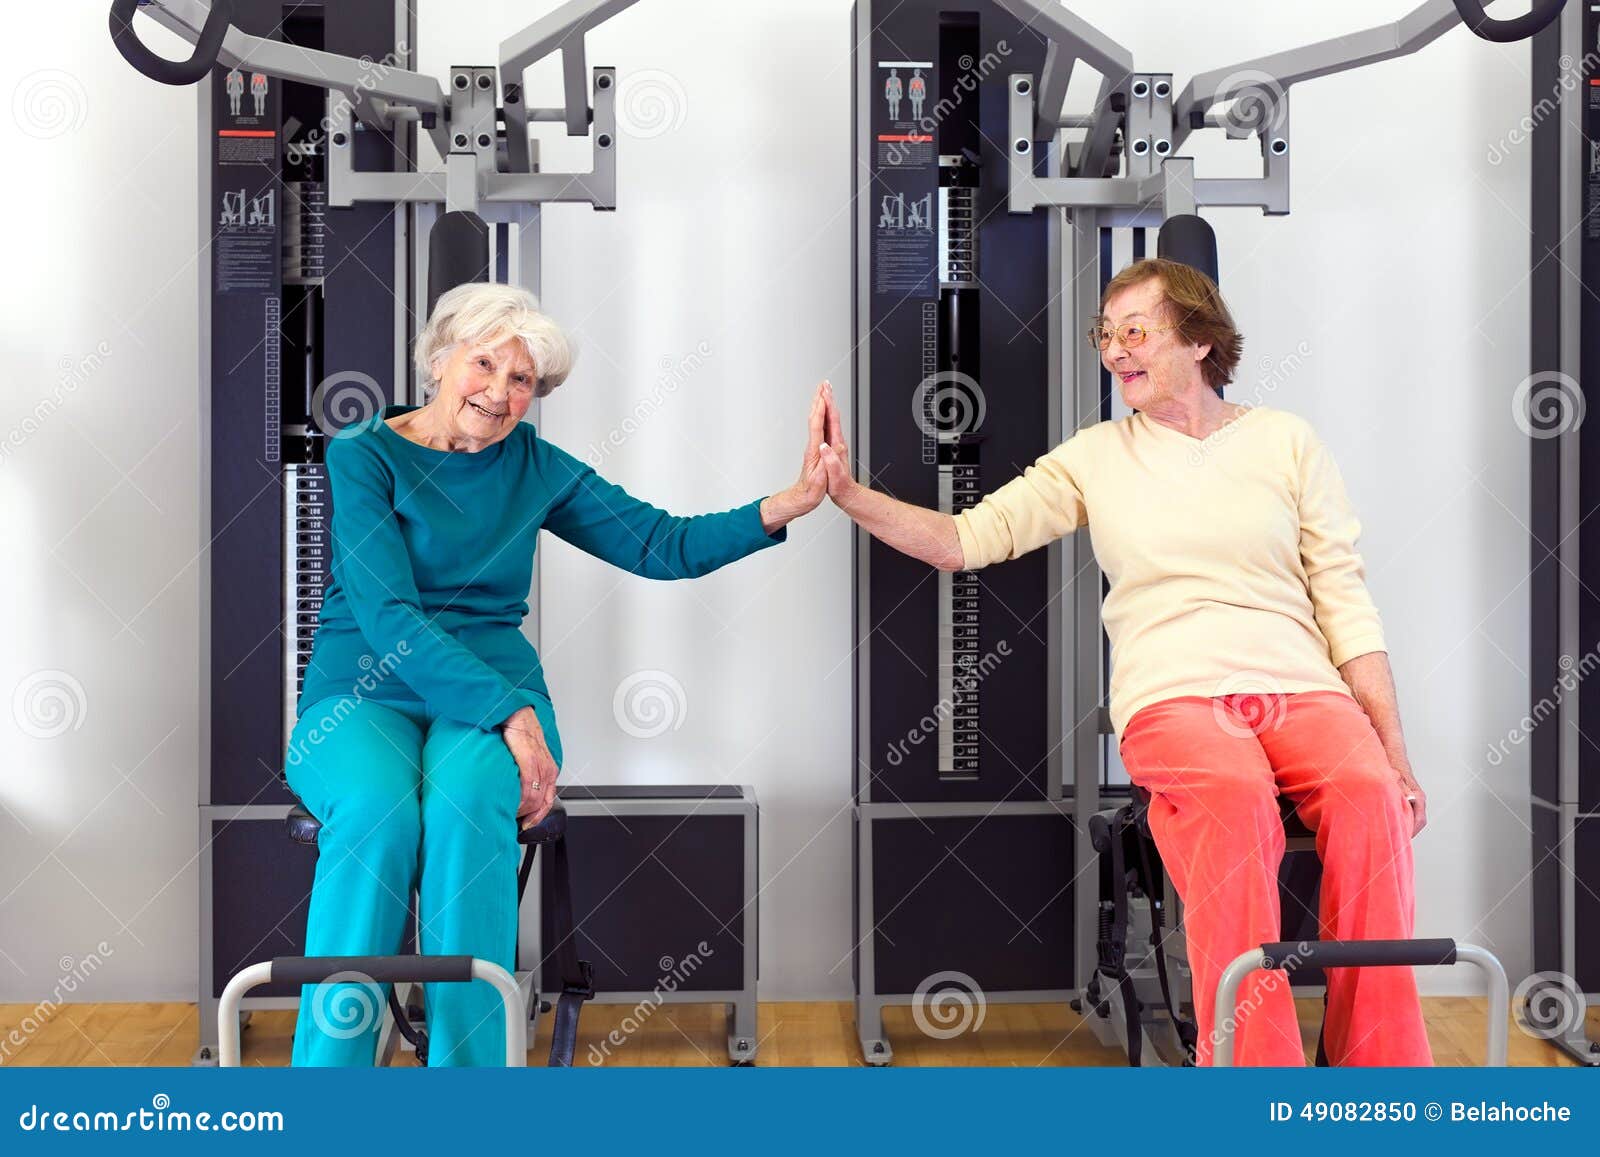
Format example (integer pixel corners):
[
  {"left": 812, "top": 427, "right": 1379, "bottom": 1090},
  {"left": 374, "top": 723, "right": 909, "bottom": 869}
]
[
  {"left": 817, "top": 380, "right": 858, "bottom": 507},
  {"left": 816, "top": 381, "right": 966, "bottom": 572},
  {"left": 501, "top": 705, "right": 559, "bottom": 829}
]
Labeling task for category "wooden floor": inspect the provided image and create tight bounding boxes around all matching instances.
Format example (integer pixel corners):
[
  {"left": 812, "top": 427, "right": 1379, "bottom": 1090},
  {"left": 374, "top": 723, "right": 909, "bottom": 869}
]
[{"left": 1, "top": 998, "right": 1595, "bottom": 1066}]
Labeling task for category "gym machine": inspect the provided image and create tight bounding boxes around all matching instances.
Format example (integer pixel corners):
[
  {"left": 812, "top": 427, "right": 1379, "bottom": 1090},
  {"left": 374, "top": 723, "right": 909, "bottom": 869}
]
[
  {"left": 850, "top": 0, "right": 1575, "bottom": 1064},
  {"left": 1528, "top": 0, "right": 1600, "bottom": 1067},
  {"left": 111, "top": 0, "right": 761, "bottom": 1065}
]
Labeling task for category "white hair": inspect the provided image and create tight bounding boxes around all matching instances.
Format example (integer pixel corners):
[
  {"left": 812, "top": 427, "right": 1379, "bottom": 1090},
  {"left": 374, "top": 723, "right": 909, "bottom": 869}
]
[{"left": 413, "top": 282, "right": 576, "bottom": 398}]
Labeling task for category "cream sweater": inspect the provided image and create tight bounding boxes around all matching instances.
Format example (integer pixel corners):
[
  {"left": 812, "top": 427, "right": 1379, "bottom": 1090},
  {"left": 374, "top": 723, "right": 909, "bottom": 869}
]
[{"left": 952, "top": 405, "right": 1385, "bottom": 736}]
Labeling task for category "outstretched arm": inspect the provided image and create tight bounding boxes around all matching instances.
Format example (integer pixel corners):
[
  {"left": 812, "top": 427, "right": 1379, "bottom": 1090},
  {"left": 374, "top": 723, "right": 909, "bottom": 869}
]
[
  {"left": 822, "top": 381, "right": 1089, "bottom": 570},
  {"left": 539, "top": 383, "right": 828, "bottom": 578}
]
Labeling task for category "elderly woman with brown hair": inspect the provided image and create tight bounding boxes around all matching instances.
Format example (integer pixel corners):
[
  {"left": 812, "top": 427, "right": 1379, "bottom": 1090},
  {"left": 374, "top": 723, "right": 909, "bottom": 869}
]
[
  {"left": 815, "top": 257, "right": 1432, "bottom": 1067},
  {"left": 285, "top": 281, "right": 829, "bottom": 1067}
]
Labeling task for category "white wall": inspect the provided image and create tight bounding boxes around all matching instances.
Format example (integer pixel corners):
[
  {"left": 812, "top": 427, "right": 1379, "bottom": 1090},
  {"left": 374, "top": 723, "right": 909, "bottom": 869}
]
[{"left": 0, "top": 0, "right": 1547, "bottom": 1007}]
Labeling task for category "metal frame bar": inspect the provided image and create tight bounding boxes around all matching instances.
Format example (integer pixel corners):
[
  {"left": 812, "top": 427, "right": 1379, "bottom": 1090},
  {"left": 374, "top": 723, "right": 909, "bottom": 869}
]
[
  {"left": 1004, "top": 0, "right": 1487, "bottom": 222},
  {"left": 136, "top": 0, "right": 446, "bottom": 147},
  {"left": 1069, "top": 206, "right": 1103, "bottom": 1003},
  {"left": 324, "top": 68, "right": 618, "bottom": 211},
  {"left": 1044, "top": 136, "right": 1068, "bottom": 805},
  {"left": 132, "top": 0, "right": 626, "bottom": 213},
  {"left": 992, "top": 0, "right": 1134, "bottom": 141},
  {"left": 1008, "top": 72, "right": 1291, "bottom": 217},
  {"left": 498, "top": 0, "right": 640, "bottom": 166},
  {"left": 1174, "top": 0, "right": 1464, "bottom": 149}
]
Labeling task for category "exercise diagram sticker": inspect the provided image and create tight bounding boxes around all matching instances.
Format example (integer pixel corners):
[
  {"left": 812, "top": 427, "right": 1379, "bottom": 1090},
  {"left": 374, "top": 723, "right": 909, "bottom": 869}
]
[
  {"left": 873, "top": 184, "right": 936, "bottom": 296},
  {"left": 215, "top": 182, "right": 276, "bottom": 294},
  {"left": 877, "top": 59, "right": 933, "bottom": 169}
]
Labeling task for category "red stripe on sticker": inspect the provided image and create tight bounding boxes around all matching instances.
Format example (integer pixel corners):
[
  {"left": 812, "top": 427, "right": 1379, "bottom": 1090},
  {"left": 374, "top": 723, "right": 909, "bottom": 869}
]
[
  {"left": 219, "top": 130, "right": 276, "bottom": 137},
  {"left": 878, "top": 134, "right": 933, "bottom": 142}
]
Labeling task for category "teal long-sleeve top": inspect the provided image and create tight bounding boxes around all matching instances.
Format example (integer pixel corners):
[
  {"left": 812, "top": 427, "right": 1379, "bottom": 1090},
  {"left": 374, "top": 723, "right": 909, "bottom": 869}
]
[{"left": 295, "top": 404, "right": 787, "bottom": 750}]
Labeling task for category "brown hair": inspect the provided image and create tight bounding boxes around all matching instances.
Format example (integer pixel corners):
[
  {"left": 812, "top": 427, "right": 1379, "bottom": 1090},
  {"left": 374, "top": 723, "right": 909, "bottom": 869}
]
[{"left": 1098, "top": 257, "right": 1243, "bottom": 396}]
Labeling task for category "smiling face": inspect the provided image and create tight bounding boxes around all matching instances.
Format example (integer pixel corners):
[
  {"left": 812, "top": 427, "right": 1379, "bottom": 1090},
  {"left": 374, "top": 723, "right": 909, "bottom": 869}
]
[
  {"left": 1099, "top": 277, "right": 1211, "bottom": 412},
  {"left": 429, "top": 333, "right": 538, "bottom": 445}
]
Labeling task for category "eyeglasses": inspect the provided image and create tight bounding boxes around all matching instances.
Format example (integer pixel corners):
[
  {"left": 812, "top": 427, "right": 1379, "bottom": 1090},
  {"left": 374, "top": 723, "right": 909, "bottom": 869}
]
[{"left": 1085, "top": 321, "right": 1177, "bottom": 351}]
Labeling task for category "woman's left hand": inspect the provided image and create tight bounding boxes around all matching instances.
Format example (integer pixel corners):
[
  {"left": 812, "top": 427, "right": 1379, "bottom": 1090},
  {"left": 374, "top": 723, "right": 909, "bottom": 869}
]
[
  {"left": 759, "top": 382, "right": 830, "bottom": 534},
  {"left": 503, "top": 708, "right": 559, "bottom": 829},
  {"left": 1394, "top": 765, "right": 1427, "bottom": 837}
]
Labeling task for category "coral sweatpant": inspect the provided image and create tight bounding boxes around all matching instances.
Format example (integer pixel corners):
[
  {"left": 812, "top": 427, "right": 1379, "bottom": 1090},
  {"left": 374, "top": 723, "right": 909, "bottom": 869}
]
[{"left": 1117, "top": 690, "right": 1432, "bottom": 1067}]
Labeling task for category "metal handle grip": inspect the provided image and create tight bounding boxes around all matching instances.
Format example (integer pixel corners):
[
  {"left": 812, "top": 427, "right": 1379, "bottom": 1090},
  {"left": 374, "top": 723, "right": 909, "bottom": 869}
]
[
  {"left": 268, "top": 954, "right": 475, "bottom": 985},
  {"left": 109, "top": 0, "right": 234, "bottom": 86},
  {"left": 1452, "top": 0, "right": 1567, "bottom": 44},
  {"left": 1213, "top": 939, "right": 1508, "bottom": 1066},
  {"left": 217, "top": 955, "right": 525, "bottom": 1066},
  {"left": 1259, "top": 937, "right": 1458, "bottom": 971}
]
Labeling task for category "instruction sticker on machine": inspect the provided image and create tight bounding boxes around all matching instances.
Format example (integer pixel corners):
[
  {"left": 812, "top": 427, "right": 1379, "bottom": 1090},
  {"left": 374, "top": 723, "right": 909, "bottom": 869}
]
[
  {"left": 215, "top": 180, "right": 277, "bottom": 294},
  {"left": 876, "top": 60, "right": 934, "bottom": 169},
  {"left": 213, "top": 66, "right": 278, "bottom": 294},
  {"left": 874, "top": 182, "right": 936, "bottom": 296}
]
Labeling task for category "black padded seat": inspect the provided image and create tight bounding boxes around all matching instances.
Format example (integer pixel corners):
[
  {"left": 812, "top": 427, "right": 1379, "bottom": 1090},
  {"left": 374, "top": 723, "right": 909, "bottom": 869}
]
[
  {"left": 284, "top": 798, "right": 568, "bottom": 847},
  {"left": 1130, "top": 784, "right": 1313, "bottom": 840},
  {"left": 285, "top": 801, "right": 322, "bottom": 846}
]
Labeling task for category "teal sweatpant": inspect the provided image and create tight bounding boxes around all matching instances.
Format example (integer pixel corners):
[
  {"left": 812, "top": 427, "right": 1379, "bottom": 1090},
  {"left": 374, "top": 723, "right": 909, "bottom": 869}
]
[{"left": 283, "top": 694, "right": 562, "bottom": 1067}]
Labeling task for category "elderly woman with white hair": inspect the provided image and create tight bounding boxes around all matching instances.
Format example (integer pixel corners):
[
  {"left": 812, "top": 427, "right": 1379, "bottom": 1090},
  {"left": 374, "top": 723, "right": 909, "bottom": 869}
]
[{"left": 285, "top": 282, "right": 827, "bottom": 1067}]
